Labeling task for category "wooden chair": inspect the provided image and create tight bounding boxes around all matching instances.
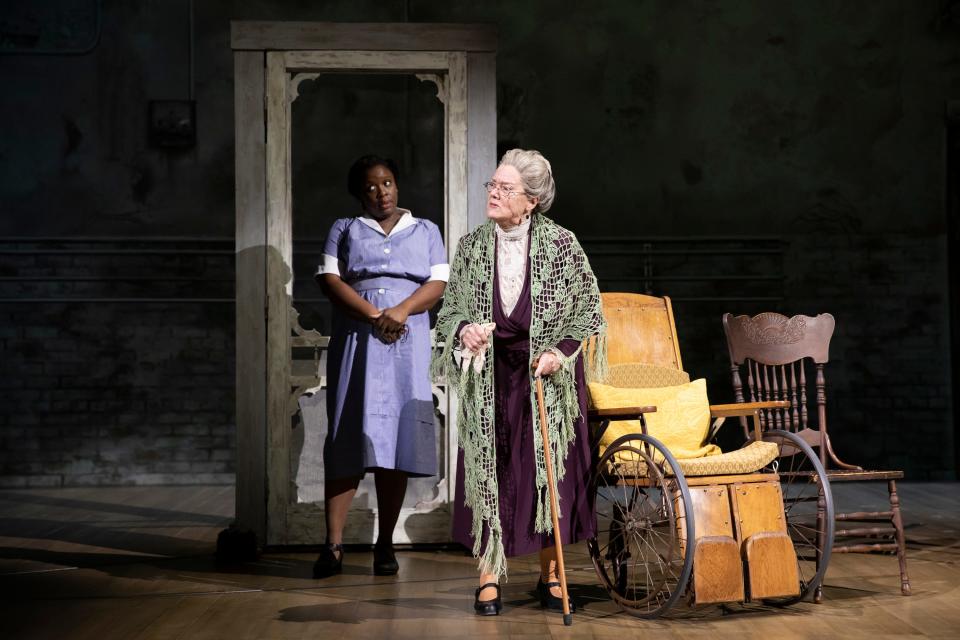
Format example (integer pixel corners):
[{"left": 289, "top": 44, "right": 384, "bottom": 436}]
[
  {"left": 584, "top": 294, "right": 834, "bottom": 618},
  {"left": 722, "top": 311, "right": 911, "bottom": 598}
]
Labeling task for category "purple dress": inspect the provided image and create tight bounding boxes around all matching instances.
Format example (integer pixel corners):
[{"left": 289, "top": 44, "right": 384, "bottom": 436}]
[
  {"left": 452, "top": 257, "right": 597, "bottom": 556},
  {"left": 321, "top": 213, "right": 447, "bottom": 480}
]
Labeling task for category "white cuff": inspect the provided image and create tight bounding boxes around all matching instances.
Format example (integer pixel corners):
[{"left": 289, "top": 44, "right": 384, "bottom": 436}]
[
  {"left": 428, "top": 263, "right": 450, "bottom": 282},
  {"left": 318, "top": 253, "right": 342, "bottom": 276}
]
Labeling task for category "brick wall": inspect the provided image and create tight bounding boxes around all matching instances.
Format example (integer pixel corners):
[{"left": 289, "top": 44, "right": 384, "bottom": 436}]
[
  {"left": 595, "top": 233, "right": 954, "bottom": 481},
  {"left": 0, "top": 233, "right": 953, "bottom": 486},
  {"left": 785, "top": 233, "right": 954, "bottom": 480},
  {"left": 0, "top": 239, "right": 236, "bottom": 487},
  {"left": 583, "top": 233, "right": 956, "bottom": 480}
]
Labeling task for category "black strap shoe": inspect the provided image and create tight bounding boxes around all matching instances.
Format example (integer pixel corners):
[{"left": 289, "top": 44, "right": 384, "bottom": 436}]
[
  {"left": 537, "top": 577, "right": 576, "bottom": 612},
  {"left": 474, "top": 582, "right": 502, "bottom": 616},
  {"left": 373, "top": 542, "right": 399, "bottom": 576},
  {"left": 312, "top": 543, "right": 343, "bottom": 579}
]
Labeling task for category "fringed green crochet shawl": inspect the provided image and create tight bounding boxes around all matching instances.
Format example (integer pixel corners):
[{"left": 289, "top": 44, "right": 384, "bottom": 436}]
[{"left": 431, "top": 215, "right": 607, "bottom": 580}]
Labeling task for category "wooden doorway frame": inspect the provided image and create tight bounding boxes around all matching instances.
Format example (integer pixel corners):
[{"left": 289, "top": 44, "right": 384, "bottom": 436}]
[{"left": 232, "top": 22, "right": 496, "bottom": 546}]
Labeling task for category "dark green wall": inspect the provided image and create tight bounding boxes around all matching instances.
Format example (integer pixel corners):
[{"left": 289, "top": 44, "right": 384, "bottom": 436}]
[
  {"left": 1, "top": 1, "right": 957, "bottom": 483},
  {"left": 2, "top": 1, "right": 955, "bottom": 236}
]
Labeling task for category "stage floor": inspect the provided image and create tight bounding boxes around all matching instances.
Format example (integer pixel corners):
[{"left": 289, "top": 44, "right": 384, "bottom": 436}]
[{"left": 1, "top": 483, "right": 957, "bottom": 639}]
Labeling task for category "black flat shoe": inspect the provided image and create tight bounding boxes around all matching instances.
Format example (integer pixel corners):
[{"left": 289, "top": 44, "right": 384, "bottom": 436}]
[
  {"left": 373, "top": 542, "right": 399, "bottom": 576},
  {"left": 474, "top": 582, "right": 502, "bottom": 616},
  {"left": 537, "top": 578, "right": 576, "bottom": 613},
  {"left": 312, "top": 543, "right": 343, "bottom": 579}
]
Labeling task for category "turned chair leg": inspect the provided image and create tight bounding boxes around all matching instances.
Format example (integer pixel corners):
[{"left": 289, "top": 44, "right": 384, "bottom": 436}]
[{"left": 888, "top": 480, "right": 911, "bottom": 596}]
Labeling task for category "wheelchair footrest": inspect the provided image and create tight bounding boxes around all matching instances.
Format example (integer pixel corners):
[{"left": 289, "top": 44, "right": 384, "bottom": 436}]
[
  {"left": 743, "top": 531, "right": 800, "bottom": 600},
  {"left": 693, "top": 535, "right": 745, "bottom": 605}
]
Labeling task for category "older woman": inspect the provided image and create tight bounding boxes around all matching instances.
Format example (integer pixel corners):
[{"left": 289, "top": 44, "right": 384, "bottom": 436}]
[
  {"left": 316, "top": 154, "right": 447, "bottom": 579},
  {"left": 432, "top": 149, "right": 606, "bottom": 616}
]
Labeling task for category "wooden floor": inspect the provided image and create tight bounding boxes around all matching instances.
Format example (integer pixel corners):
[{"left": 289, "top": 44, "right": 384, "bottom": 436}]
[{"left": 0, "top": 483, "right": 958, "bottom": 639}]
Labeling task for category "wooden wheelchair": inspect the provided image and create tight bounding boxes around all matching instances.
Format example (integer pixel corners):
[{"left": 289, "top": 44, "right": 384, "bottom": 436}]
[{"left": 584, "top": 294, "right": 835, "bottom": 618}]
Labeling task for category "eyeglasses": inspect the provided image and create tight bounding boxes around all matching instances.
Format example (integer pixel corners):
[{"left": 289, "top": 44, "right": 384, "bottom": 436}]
[{"left": 483, "top": 181, "right": 525, "bottom": 199}]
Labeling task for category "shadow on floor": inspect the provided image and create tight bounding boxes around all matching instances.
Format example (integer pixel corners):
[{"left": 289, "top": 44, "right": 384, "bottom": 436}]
[{"left": 0, "top": 491, "right": 229, "bottom": 524}]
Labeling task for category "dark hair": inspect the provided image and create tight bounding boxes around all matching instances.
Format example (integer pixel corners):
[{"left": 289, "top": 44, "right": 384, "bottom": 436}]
[{"left": 347, "top": 155, "right": 401, "bottom": 200}]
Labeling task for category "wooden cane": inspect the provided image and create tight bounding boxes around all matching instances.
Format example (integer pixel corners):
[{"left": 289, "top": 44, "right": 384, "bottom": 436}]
[{"left": 535, "top": 374, "right": 573, "bottom": 626}]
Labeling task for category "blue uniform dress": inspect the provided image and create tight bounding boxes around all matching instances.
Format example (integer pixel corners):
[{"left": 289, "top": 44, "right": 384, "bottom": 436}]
[{"left": 319, "top": 210, "right": 448, "bottom": 480}]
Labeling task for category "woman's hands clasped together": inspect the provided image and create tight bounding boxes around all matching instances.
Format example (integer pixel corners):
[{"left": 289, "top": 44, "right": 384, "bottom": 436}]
[
  {"left": 459, "top": 323, "right": 491, "bottom": 353},
  {"left": 372, "top": 305, "right": 410, "bottom": 344}
]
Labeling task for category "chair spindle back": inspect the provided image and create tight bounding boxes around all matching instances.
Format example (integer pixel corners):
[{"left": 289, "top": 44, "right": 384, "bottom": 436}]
[{"left": 722, "top": 312, "right": 835, "bottom": 461}]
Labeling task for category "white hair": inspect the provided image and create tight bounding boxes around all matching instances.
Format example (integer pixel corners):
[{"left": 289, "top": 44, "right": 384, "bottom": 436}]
[{"left": 499, "top": 148, "right": 556, "bottom": 214}]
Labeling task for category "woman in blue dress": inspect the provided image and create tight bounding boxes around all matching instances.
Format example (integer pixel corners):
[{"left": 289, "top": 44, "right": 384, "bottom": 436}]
[{"left": 313, "top": 155, "right": 448, "bottom": 578}]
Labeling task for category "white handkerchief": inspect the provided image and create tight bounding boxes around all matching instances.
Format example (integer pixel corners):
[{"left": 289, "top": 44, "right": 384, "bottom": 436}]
[{"left": 460, "top": 322, "right": 497, "bottom": 374}]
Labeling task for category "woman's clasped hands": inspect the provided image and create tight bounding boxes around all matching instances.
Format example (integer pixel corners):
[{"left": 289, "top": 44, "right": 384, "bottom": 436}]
[
  {"left": 371, "top": 306, "right": 409, "bottom": 344},
  {"left": 459, "top": 322, "right": 492, "bottom": 353}
]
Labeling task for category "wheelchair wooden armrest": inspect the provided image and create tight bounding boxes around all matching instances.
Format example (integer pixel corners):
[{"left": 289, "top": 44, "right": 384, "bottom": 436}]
[
  {"left": 587, "top": 406, "right": 657, "bottom": 453},
  {"left": 708, "top": 401, "right": 791, "bottom": 443},
  {"left": 587, "top": 405, "right": 658, "bottom": 421}
]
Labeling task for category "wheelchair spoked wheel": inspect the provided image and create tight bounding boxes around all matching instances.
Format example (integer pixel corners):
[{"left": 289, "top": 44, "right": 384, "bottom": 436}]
[
  {"left": 759, "top": 429, "right": 835, "bottom": 605},
  {"left": 588, "top": 434, "right": 695, "bottom": 619}
]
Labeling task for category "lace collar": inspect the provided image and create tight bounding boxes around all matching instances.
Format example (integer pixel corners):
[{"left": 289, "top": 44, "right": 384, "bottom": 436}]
[{"left": 494, "top": 215, "right": 531, "bottom": 242}]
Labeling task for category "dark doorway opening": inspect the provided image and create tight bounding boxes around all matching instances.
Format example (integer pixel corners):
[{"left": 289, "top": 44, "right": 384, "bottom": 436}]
[{"left": 290, "top": 74, "right": 444, "bottom": 336}]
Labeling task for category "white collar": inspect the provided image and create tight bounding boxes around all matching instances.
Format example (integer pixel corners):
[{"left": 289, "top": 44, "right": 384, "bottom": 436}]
[
  {"left": 357, "top": 209, "right": 416, "bottom": 237},
  {"left": 495, "top": 215, "right": 531, "bottom": 241}
]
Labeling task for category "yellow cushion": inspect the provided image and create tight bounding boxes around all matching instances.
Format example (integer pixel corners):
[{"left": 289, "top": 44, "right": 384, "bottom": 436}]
[
  {"left": 675, "top": 440, "right": 779, "bottom": 476},
  {"left": 588, "top": 378, "right": 722, "bottom": 463},
  {"left": 599, "top": 441, "right": 780, "bottom": 478}
]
